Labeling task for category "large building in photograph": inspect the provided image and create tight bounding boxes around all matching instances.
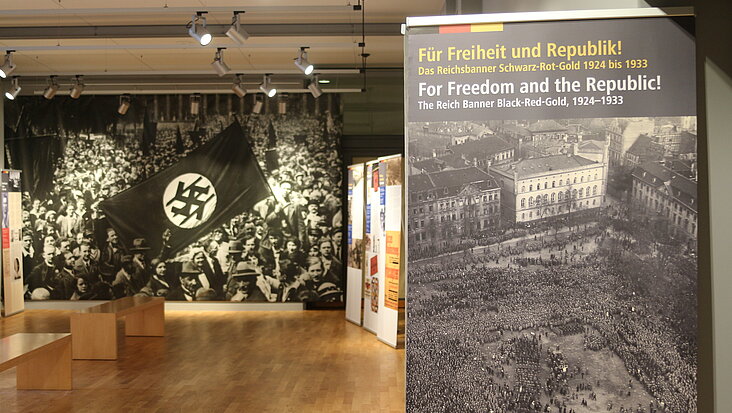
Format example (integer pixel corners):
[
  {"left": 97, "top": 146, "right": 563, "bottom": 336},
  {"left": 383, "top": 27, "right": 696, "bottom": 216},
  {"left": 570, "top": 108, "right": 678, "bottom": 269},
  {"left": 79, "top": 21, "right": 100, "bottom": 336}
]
[
  {"left": 631, "top": 161, "right": 698, "bottom": 238},
  {"left": 409, "top": 167, "right": 500, "bottom": 248},
  {"left": 490, "top": 153, "right": 608, "bottom": 223},
  {"left": 444, "top": 135, "right": 516, "bottom": 169}
]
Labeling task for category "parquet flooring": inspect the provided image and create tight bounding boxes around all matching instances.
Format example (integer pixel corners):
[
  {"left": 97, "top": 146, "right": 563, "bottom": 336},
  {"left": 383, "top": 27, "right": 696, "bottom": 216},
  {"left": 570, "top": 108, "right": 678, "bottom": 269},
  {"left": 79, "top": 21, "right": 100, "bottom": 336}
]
[{"left": 0, "top": 309, "right": 405, "bottom": 413}]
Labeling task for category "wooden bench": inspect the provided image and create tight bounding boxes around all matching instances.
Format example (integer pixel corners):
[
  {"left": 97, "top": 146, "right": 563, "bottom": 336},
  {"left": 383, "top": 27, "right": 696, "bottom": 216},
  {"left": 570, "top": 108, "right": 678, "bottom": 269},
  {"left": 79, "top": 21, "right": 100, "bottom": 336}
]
[
  {"left": 0, "top": 333, "right": 72, "bottom": 390},
  {"left": 70, "top": 296, "right": 165, "bottom": 360}
]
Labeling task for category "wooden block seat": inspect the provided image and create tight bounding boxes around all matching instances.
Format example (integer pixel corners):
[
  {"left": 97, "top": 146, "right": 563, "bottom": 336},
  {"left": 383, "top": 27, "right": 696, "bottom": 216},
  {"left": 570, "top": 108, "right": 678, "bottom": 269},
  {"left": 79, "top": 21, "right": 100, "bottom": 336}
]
[
  {"left": 70, "top": 296, "right": 164, "bottom": 360},
  {"left": 0, "top": 333, "right": 72, "bottom": 390}
]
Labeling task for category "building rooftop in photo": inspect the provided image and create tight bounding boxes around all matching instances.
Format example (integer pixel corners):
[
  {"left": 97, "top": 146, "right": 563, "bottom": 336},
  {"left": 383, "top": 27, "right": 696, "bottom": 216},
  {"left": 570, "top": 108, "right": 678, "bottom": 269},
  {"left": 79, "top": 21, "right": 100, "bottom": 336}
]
[
  {"left": 492, "top": 154, "right": 599, "bottom": 178},
  {"left": 410, "top": 166, "right": 498, "bottom": 198},
  {"left": 447, "top": 135, "right": 515, "bottom": 159},
  {"left": 626, "top": 135, "right": 664, "bottom": 161},
  {"left": 528, "top": 119, "right": 568, "bottom": 133},
  {"left": 632, "top": 161, "right": 697, "bottom": 210}
]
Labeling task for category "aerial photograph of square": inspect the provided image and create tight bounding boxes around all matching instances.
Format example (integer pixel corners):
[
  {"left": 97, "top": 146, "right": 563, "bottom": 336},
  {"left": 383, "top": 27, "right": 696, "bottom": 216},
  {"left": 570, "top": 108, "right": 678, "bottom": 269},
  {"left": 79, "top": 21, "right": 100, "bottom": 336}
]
[{"left": 406, "top": 117, "right": 698, "bottom": 413}]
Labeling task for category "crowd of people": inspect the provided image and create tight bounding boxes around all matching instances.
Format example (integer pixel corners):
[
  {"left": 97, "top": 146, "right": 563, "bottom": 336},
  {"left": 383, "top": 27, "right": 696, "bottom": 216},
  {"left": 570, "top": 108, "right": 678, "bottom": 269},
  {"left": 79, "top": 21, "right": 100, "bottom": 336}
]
[
  {"left": 407, "top": 213, "right": 697, "bottom": 413},
  {"left": 18, "top": 108, "right": 346, "bottom": 303}
]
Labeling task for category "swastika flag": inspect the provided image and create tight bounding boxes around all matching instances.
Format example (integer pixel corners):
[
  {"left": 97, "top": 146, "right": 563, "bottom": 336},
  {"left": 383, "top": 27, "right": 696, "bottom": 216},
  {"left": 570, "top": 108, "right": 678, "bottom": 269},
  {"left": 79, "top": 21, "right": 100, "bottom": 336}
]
[{"left": 100, "top": 122, "right": 272, "bottom": 256}]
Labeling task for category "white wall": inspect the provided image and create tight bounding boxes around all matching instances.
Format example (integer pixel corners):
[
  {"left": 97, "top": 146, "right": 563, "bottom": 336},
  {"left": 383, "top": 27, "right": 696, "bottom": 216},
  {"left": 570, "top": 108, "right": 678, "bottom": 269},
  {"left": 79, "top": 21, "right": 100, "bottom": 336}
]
[{"left": 705, "top": 58, "right": 731, "bottom": 413}]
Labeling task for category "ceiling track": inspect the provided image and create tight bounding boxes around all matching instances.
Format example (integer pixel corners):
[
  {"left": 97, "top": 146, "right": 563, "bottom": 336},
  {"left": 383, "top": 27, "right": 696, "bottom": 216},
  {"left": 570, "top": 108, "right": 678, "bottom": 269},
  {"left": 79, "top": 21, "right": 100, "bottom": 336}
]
[
  {"left": 6, "top": 68, "right": 402, "bottom": 77},
  {"left": 0, "top": 23, "right": 401, "bottom": 40},
  {"left": 2, "top": 43, "right": 358, "bottom": 52},
  {"left": 25, "top": 88, "right": 363, "bottom": 96},
  {"left": 0, "top": 6, "right": 357, "bottom": 16}
]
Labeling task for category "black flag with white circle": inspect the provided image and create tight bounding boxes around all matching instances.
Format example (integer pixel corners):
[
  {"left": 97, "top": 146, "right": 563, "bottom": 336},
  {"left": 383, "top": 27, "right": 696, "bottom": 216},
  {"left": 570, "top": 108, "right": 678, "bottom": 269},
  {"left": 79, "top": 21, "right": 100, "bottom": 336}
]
[{"left": 100, "top": 122, "right": 272, "bottom": 256}]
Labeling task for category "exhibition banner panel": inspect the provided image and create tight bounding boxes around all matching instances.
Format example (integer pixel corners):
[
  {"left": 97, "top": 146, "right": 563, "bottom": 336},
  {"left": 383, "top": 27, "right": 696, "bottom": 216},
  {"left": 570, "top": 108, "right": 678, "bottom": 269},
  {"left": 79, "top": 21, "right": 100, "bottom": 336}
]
[
  {"left": 345, "top": 163, "right": 365, "bottom": 325},
  {"left": 363, "top": 159, "right": 381, "bottom": 334},
  {"left": 377, "top": 155, "right": 403, "bottom": 348},
  {"left": 5, "top": 94, "right": 345, "bottom": 302},
  {"left": 1, "top": 170, "right": 24, "bottom": 316},
  {"left": 406, "top": 14, "right": 698, "bottom": 413}
]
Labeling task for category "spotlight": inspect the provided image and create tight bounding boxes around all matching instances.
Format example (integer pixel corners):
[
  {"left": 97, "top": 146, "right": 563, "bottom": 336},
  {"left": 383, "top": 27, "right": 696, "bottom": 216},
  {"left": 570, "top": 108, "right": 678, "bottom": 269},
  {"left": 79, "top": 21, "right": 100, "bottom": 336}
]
[
  {"left": 259, "top": 74, "right": 276, "bottom": 98},
  {"left": 118, "top": 94, "right": 131, "bottom": 115},
  {"left": 294, "top": 47, "right": 314, "bottom": 75},
  {"left": 252, "top": 96, "right": 263, "bottom": 114},
  {"left": 211, "top": 48, "right": 230, "bottom": 77},
  {"left": 0, "top": 51, "right": 16, "bottom": 79},
  {"left": 232, "top": 74, "right": 247, "bottom": 98},
  {"left": 190, "top": 94, "right": 201, "bottom": 115},
  {"left": 69, "top": 75, "right": 85, "bottom": 99},
  {"left": 42, "top": 75, "right": 59, "bottom": 100},
  {"left": 308, "top": 75, "right": 323, "bottom": 98},
  {"left": 278, "top": 94, "right": 287, "bottom": 115},
  {"left": 318, "top": 79, "right": 331, "bottom": 84},
  {"left": 226, "top": 11, "right": 250, "bottom": 44},
  {"left": 4, "top": 76, "right": 20, "bottom": 100},
  {"left": 188, "top": 12, "right": 212, "bottom": 46}
]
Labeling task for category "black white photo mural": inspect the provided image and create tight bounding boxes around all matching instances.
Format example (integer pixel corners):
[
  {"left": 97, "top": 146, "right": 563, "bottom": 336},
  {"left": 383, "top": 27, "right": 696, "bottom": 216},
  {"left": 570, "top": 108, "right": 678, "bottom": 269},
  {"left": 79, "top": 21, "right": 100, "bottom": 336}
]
[{"left": 4, "top": 94, "right": 345, "bottom": 302}]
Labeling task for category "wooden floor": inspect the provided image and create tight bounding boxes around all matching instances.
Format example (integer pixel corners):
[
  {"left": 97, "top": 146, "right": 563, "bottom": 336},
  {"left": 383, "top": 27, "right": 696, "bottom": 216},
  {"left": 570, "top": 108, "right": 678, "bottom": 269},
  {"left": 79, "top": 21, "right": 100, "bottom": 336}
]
[{"left": 0, "top": 309, "right": 405, "bottom": 413}]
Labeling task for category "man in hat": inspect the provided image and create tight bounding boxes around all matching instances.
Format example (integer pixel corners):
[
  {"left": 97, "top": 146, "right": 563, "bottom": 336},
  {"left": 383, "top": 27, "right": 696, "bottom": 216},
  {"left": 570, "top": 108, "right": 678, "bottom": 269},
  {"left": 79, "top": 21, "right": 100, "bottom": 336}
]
[
  {"left": 201, "top": 240, "right": 225, "bottom": 297},
  {"left": 317, "top": 282, "right": 343, "bottom": 303},
  {"left": 224, "top": 240, "right": 244, "bottom": 280},
  {"left": 330, "top": 226, "right": 344, "bottom": 259},
  {"left": 130, "top": 237, "right": 152, "bottom": 288},
  {"left": 226, "top": 262, "right": 276, "bottom": 302},
  {"left": 281, "top": 238, "right": 305, "bottom": 267},
  {"left": 99, "top": 228, "right": 122, "bottom": 283},
  {"left": 304, "top": 198, "right": 322, "bottom": 231},
  {"left": 112, "top": 255, "right": 146, "bottom": 298},
  {"left": 166, "top": 262, "right": 200, "bottom": 301},
  {"left": 212, "top": 228, "right": 230, "bottom": 269},
  {"left": 305, "top": 227, "right": 322, "bottom": 253}
]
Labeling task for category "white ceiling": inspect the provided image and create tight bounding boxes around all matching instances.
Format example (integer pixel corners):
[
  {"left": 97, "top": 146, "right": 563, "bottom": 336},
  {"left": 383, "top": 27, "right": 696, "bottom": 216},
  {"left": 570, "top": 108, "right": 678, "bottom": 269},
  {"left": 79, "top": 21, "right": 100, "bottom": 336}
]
[{"left": 0, "top": 0, "right": 445, "bottom": 95}]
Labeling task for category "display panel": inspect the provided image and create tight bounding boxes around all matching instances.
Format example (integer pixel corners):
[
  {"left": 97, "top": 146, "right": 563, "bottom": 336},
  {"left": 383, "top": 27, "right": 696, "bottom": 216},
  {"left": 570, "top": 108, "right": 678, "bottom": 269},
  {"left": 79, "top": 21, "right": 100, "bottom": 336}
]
[
  {"left": 4, "top": 94, "right": 344, "bottom": 302},
  {"left": 1, "top": 170, "right": 24, "bottom": 316},
  {"left": 363, "top": 160, "right": 381, "bottom": 333},
  {"left": 346, "top": 163, "right": 365, "bottom": 324},
  {"left": 377, "top": 155, "right": 403, "bottom": 348},
  {"left": 406, "top": 15, "right": 698, "bottom": 413}
]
